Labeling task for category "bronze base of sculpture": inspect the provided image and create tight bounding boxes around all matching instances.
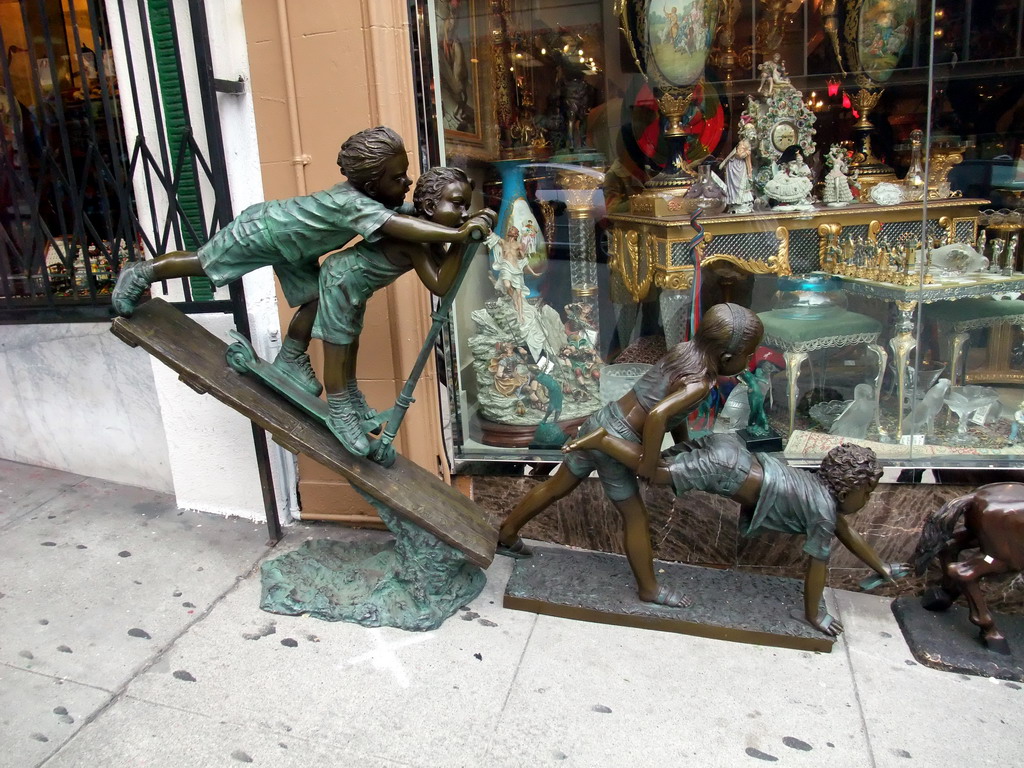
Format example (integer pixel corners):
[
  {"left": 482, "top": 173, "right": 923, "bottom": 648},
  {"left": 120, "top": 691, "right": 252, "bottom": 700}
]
[
  {"left": 504, "top": 545, "right": 836, "bottom": 652},
  {"left": 892, "top": 596, "right": 1024, "bottom": 681},
  {"left": 261, "top": 492, "right": 486, "bottom": 632}
]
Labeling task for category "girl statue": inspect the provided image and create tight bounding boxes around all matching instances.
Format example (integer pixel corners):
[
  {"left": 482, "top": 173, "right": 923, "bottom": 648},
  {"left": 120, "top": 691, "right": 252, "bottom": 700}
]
[{"left": 497, "top": 303, "right": 764, "bottom": 609}]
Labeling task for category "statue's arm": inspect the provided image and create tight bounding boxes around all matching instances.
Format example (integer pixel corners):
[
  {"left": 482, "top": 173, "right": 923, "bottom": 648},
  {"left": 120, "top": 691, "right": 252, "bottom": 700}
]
[
  {"left": 834, "top": 515, "right": 894, "bottom": 583},
  {"left": 638, "top": 382, "right": 707, "bottom": 479},
  {"left": 380, "top": 213, "right": 490, "bottom": 244},
  {"left": 410, "top": 243, "right": 465, "bottom": 297},
  {"left": 804, "top": 557, "right": 843, "bottom": 636}
]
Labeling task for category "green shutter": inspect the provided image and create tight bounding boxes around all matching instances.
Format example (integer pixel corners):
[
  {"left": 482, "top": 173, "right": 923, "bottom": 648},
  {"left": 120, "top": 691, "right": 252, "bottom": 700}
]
[{"left": 148, "top": 0, "right": 213, "bottom": 300}]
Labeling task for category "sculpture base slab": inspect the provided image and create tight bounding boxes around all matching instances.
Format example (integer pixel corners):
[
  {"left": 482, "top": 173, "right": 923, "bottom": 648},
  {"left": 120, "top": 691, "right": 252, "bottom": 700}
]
[
  {"left": 504, "top": 546, "right": 834, "bottom": 652},
  {"left": 891, "top": 596, "right": 1024, "bottom": 681},
  {"left": 261, "top": 538, "right": 486, "bottom": 632},
  {"left": 738, "top": 427, "right": 784, "bottom": 453}
]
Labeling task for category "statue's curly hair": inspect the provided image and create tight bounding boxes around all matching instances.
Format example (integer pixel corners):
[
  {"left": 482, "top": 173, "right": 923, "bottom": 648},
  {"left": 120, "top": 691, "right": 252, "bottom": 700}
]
[
  {"left": 413, "top": 167, "right": 470, "bottom": 216},
  {"left": 336, "top": 126, "right": 405, "bottom": 187},
  {"left": 817, "top": 443, "right": 883, "bottom": 504}
]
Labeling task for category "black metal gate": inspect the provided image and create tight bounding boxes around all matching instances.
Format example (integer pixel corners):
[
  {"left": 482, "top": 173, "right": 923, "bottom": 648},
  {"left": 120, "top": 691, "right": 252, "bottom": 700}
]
[{"left": 0, "top": 0, "right": 241, "bottom": 323}]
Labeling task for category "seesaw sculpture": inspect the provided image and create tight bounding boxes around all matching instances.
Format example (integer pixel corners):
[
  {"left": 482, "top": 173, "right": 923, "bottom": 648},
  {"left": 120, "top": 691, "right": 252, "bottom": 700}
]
[{"left": 111, "top": 127, "right": 497, "bottom": 631}]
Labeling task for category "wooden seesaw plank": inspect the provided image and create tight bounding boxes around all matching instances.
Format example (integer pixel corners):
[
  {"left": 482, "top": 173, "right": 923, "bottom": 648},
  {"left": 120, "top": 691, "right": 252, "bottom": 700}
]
[{"left": 111, "top": 298, "right": 496, "bottom": 568}]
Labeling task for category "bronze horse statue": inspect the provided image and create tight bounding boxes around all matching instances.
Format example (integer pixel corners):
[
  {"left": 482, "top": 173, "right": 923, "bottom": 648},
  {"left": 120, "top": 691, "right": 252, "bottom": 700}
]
[{"left": 913, "top": 482, "right": 1024, "bottom": 654}]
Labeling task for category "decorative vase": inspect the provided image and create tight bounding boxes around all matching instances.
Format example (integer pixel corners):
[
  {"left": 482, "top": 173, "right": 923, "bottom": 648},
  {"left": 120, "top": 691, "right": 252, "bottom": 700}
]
[{"left": 491, "top": 159, "right": 547, "bottom": 299}]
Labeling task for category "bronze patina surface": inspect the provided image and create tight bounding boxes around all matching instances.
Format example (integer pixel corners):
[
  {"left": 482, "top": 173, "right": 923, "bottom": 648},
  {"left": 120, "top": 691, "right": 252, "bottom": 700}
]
[{"left": 505, "top": 546, "right": 835, "bottom": 653}]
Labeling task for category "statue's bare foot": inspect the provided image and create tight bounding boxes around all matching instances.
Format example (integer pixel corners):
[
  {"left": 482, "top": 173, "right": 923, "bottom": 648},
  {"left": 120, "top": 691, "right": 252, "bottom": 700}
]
[
  {"left": 562, "top": 428, "right": 604, "bottom": 454},
  {"left": 641, "top": 584, "right": 692, "bottom": 609}
]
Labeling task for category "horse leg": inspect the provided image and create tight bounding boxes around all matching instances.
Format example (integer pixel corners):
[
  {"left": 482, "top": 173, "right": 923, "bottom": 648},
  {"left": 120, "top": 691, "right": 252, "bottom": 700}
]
[
  {"left": 945, "top": 554, "right": 1011, "bottom": 654},
  {"left": 922, "top": 530, "right": 973, "bottom": 611}
]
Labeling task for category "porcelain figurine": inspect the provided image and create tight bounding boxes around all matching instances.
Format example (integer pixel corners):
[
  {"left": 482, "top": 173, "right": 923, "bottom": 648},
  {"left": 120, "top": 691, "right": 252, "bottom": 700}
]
[
  {"left": 822, "top": 144, "right": 856, "bottom": 207},
  {"left": 764, "top": 145, "right": 815, "bottom": 210},
  {"left": 719, "top": 119, "right": 757, "bottom": 214}
]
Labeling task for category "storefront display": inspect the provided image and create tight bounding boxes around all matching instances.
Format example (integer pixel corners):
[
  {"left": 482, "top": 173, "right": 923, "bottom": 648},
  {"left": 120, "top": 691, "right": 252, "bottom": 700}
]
[{"left": 416, "top": 0, "right": 1024, "bottom": 469}]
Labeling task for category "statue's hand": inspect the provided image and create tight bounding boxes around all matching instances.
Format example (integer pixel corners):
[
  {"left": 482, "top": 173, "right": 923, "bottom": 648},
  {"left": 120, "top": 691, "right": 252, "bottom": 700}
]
[
  {"left": 637, "top": 456, "right": 659, "bottom": 481},
  {"left": 472, "top": 208, "right": 498, "bottom": 228},
  {"left": 459, "top": 218, "right": 492, "bottom": 242}
]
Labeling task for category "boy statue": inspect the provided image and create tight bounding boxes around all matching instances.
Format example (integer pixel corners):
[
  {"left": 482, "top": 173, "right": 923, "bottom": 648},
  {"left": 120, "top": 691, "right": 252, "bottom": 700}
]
[{"left": 112, "top": 126, "right": 486, "bottom": 400}]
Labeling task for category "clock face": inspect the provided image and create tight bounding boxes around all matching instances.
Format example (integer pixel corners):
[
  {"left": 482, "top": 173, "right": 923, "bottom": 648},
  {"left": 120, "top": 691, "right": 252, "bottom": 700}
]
[{"left": 771, "top": 121, "right": 798, "bottom": 152}]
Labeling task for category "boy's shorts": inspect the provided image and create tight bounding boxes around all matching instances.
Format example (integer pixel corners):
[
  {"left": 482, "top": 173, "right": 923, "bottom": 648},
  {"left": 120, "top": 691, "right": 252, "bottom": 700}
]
[
  {"left": 311, "top": 249, "right": 377, "bottom": 345},
  {"left": 198, "top": 204, "right": 320, "bottom": 307}
]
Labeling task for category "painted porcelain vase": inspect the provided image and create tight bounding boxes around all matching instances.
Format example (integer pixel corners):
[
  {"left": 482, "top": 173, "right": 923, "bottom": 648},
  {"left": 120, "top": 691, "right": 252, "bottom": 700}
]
[{"left": 491, "top": 159, "right": 547, "bottom": 298}]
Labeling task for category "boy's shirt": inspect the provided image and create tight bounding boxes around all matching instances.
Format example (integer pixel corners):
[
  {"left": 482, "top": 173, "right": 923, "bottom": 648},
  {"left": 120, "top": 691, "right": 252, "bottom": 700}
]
[
  {"left": 742, "top": 452, "right": 838, "bottom": 560},
  {"left": 264, "top": 181, "right": 402, "bottom": 265}
]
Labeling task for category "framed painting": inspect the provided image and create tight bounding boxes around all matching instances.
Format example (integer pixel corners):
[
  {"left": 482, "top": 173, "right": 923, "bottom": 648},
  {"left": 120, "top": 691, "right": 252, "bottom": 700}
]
[{"left": 436, "top": 0, "right": 484, "bottom": 145}]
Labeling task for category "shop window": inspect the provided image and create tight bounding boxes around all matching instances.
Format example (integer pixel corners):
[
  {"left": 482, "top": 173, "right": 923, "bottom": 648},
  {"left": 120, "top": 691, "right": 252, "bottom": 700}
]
[{"left": 412, "top": 0, "right": 1024, "bottom": 468}]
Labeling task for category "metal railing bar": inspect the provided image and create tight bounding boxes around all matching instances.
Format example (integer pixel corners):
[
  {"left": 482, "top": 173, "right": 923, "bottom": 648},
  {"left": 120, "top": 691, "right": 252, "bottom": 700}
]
[
  {"left": 114, "top": 0, "right": 162, "bottom": 267},
  {"left": 65, "top": 0, "right": 120, "bottom": 272},
  {"left": 30, "top": 0, "right": 80, "bottom": 201}
]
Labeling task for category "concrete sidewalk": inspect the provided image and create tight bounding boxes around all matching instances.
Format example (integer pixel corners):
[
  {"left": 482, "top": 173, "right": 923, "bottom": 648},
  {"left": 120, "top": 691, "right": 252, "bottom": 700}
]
[{"left": 1, "top": 458, "right": 1020, "bottom": 768}]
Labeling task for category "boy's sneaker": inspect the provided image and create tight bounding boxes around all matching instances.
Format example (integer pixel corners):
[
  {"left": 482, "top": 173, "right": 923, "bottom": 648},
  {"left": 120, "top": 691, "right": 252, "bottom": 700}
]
[
  {"left": 271, "top": 341, "right": 323, "bottom": 397},
  {"left": 326, "top": 393, "right": 370, "bottom": 456},
  {"left": 111, "top": 261, "right": 154, "bottom": 317},
  {"left": 347, "top": 382, "right": 379, "bottom": 422}
]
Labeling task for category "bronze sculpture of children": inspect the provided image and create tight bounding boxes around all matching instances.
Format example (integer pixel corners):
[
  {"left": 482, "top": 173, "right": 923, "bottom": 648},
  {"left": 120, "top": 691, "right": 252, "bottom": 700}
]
[
  {"left": 111, "top": 126, "right": 486, "bottom": 399},
  {"left": 312, "top": 167, "right": 494, "bottom": 456},
  {"left": 497, "top": 303, "right": 765, "bottom": 609},
  {"left": 561, "top": 432, "right": 893, "bottom": 636}
]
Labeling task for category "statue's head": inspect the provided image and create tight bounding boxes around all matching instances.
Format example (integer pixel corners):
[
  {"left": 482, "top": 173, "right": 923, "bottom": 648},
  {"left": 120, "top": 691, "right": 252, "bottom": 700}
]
[{"left": 818, "top": 443, "right": 883, "bottom": 514}]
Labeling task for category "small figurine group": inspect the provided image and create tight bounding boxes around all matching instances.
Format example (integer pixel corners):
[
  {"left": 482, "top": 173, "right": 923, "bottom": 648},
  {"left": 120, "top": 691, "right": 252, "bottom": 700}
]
[
  {"left": 112, "top": 126, "right": 495, "bottom": 460},
  {"left": 764, "top": 145, "right": 815, "bottom": 211},
  {"left": 497, "top": 303, "right": 895, "bottom": 636}
]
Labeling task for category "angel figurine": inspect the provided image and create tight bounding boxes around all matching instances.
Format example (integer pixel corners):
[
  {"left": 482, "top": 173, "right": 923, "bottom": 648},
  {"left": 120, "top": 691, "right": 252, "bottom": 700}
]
[
  {"left": 718, "top": 119, "right": 757, "bottom": 214},
  {"left": 822, "top": 144, "right": 856, "bottom": 207}
]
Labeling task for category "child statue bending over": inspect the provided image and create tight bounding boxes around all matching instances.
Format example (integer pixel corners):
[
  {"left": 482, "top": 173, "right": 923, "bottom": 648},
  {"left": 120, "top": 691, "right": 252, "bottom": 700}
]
[
  {"left": 562, "top": 432, "right": 893, "bottom": 636},
  {"left": 497, "top": 303, "right": 764, "bottom": 609},
  {"left": 312, "top": 167, "right": 494, "bottom": 456},
  {"left": 112, "top": 126, "right": 486, "bottom": 398}
]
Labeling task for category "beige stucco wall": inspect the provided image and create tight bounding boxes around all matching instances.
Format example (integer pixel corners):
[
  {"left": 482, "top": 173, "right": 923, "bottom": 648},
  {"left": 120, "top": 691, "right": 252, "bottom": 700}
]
[{"left": 241, "top": 0, "right": 448, "bottom": 519}]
